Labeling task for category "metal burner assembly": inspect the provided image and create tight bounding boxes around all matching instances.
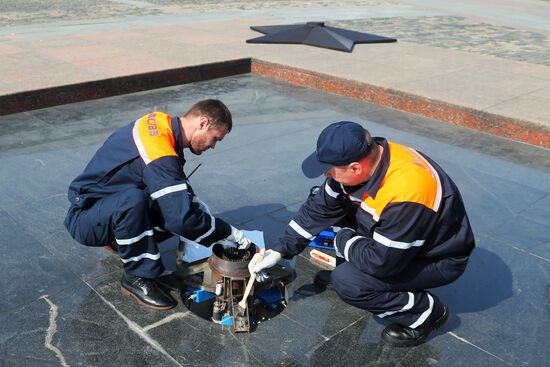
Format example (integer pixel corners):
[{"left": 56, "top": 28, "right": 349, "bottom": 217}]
[
  {"left": 166, "top": 243, "right": 293, "bottom": 332},
  {"left": 218, "top": 246, "right": 253, "bottom": 262}
]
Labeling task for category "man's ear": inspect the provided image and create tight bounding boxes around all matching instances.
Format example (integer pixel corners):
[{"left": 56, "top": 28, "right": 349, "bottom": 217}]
[
  {"left": 198, "top": 116, "right": 209, "bottom": 129},
  {"left": 349, "top": 162, "right": 362, "bottom": 174}
]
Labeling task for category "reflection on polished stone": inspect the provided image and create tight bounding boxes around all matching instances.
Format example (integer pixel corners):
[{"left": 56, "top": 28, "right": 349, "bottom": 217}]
[{"left": 0, "top": 75, "right": 549, "bottom": 366}]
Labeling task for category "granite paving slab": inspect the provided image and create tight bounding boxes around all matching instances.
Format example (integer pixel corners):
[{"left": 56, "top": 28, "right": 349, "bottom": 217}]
[
  {"left": 1, "top": 74, "right": 549, "bottom": 366},
  {"left": 0, "top": 281, "right": 179, "bottom": 367},
  {"left": 0, "top": 211, "right": 80, "bottom": 313}
]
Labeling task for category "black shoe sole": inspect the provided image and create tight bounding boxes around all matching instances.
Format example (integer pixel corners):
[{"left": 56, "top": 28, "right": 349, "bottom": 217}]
[
  {"left": 121, "top": 286, "right": 177, "bottom": 311},
  {"left": 382, "top": 305, "right": 450, "bottom": 347}
]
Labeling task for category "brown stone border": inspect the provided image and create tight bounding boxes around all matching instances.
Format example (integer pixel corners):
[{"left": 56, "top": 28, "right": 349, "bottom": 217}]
[
  {"left": 0, "top": 58, "right": 251, "bottom": 116},
  {"left": 1, "top": 56, "right": 549, "bottom": 149},
  {"left": 251, "top": 58, "right": 550, "bottom": 149}
]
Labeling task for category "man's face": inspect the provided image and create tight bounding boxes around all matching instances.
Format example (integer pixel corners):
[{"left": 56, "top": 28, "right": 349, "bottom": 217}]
[{"left": 189, "top": 119, "right": 228, "bottom": 155}]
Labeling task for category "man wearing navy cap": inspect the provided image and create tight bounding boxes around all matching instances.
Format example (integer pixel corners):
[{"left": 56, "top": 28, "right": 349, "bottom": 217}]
[{"left": 249, "top": 121, "right": 475, "bottom": 347}]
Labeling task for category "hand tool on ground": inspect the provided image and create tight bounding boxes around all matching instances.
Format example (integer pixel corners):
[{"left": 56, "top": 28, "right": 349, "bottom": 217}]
[
  {"left": 307, "top": 229, "right": 336, "bottom": 251},
  {"left": 310, "top": 249, "right": 336, "bottom": 267},
  {"left": 237, "top": 248, "right": 265, "bottom": 316}
]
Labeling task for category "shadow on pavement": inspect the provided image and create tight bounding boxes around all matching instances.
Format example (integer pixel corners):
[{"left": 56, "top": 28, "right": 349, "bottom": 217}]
[{"left": 434, "top": 246, "right": 513, "bottom": 331}]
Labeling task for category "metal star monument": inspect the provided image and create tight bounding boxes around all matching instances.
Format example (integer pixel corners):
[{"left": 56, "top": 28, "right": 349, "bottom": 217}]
[{"left": 246, "top": 22, "right": 397, "bottom": 53}]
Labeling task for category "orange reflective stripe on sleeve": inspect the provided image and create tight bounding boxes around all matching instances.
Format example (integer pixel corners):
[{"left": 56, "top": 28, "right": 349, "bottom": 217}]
[{"left": 132, "top": 112, "right": 177, "bottom": 164}]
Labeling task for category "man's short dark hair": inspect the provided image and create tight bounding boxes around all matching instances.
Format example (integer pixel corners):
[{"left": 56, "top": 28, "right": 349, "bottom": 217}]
[
  {"left": 364, "top": 130, "right": 374, "bottom": 158},
  {"left": 185, "top": 99, "right": 232, "bottom": 132}
]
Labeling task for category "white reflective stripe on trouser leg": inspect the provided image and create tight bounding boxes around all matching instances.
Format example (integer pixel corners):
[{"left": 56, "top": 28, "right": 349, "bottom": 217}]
[
  {"left": 120, "top": 252, "right": 161, "bottom": 263},
  {"left": 289, "top": 220, "right": 314, "bottom": 240},
  {"left": 116, "top": 229, "right": 154, "bottom": 245},
  {"left": 377, "top": 292, "right": 415, "bottom": 318},
  {"left": 409, "top": 293, "right": 434, "bottom": 329}
]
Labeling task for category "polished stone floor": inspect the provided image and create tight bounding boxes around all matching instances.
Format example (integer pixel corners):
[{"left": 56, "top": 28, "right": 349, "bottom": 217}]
[{"left": 0, "top": 75, "right": 549, "bottom": 366}]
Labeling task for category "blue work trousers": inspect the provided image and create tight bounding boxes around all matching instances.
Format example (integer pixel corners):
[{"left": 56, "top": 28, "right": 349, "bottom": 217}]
[
  {"left": 331, "top": 254, "right": 468, "bottom": 328},
  {"left": 64, "top": 188, "right": 167, "bottom": 278}
]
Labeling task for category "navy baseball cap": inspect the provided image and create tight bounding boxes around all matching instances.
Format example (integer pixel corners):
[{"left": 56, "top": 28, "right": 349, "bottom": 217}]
[{"left": 301, "top": 121, "right": 371, "bottom": 178}]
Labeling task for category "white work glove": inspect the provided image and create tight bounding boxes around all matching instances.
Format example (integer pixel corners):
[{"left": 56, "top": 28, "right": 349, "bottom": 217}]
[
  {"left": 248, "top": 249, "right": 282, "bottom": 282},
  {"left": 225, "top": 226, "right": 252, "bottom": 249}
]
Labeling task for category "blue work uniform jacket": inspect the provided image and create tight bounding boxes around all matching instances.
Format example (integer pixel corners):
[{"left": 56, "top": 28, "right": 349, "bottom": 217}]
[
  {"left": 272, "top": 138, "right": 475, "bottom": 278},
  {"left": 65, "top": 112, "right": 231, "bottom": 245}
]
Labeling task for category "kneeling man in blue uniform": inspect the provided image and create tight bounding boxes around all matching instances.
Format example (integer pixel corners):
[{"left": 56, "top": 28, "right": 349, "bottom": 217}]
[
  {"left": 249, "top": 121, "right": 475, "bottom": 346},
  {"left": 64, "top": 99, "right": 252, "bottom": 310}
]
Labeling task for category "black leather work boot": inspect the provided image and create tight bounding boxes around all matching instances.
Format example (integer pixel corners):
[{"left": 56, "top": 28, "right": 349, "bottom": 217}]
[
  {"left": 121, "top": 273, "right": 177, "bottom": 310},
  {"left": 381, "top": 304, "right": 450, "bottom": 347}
]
